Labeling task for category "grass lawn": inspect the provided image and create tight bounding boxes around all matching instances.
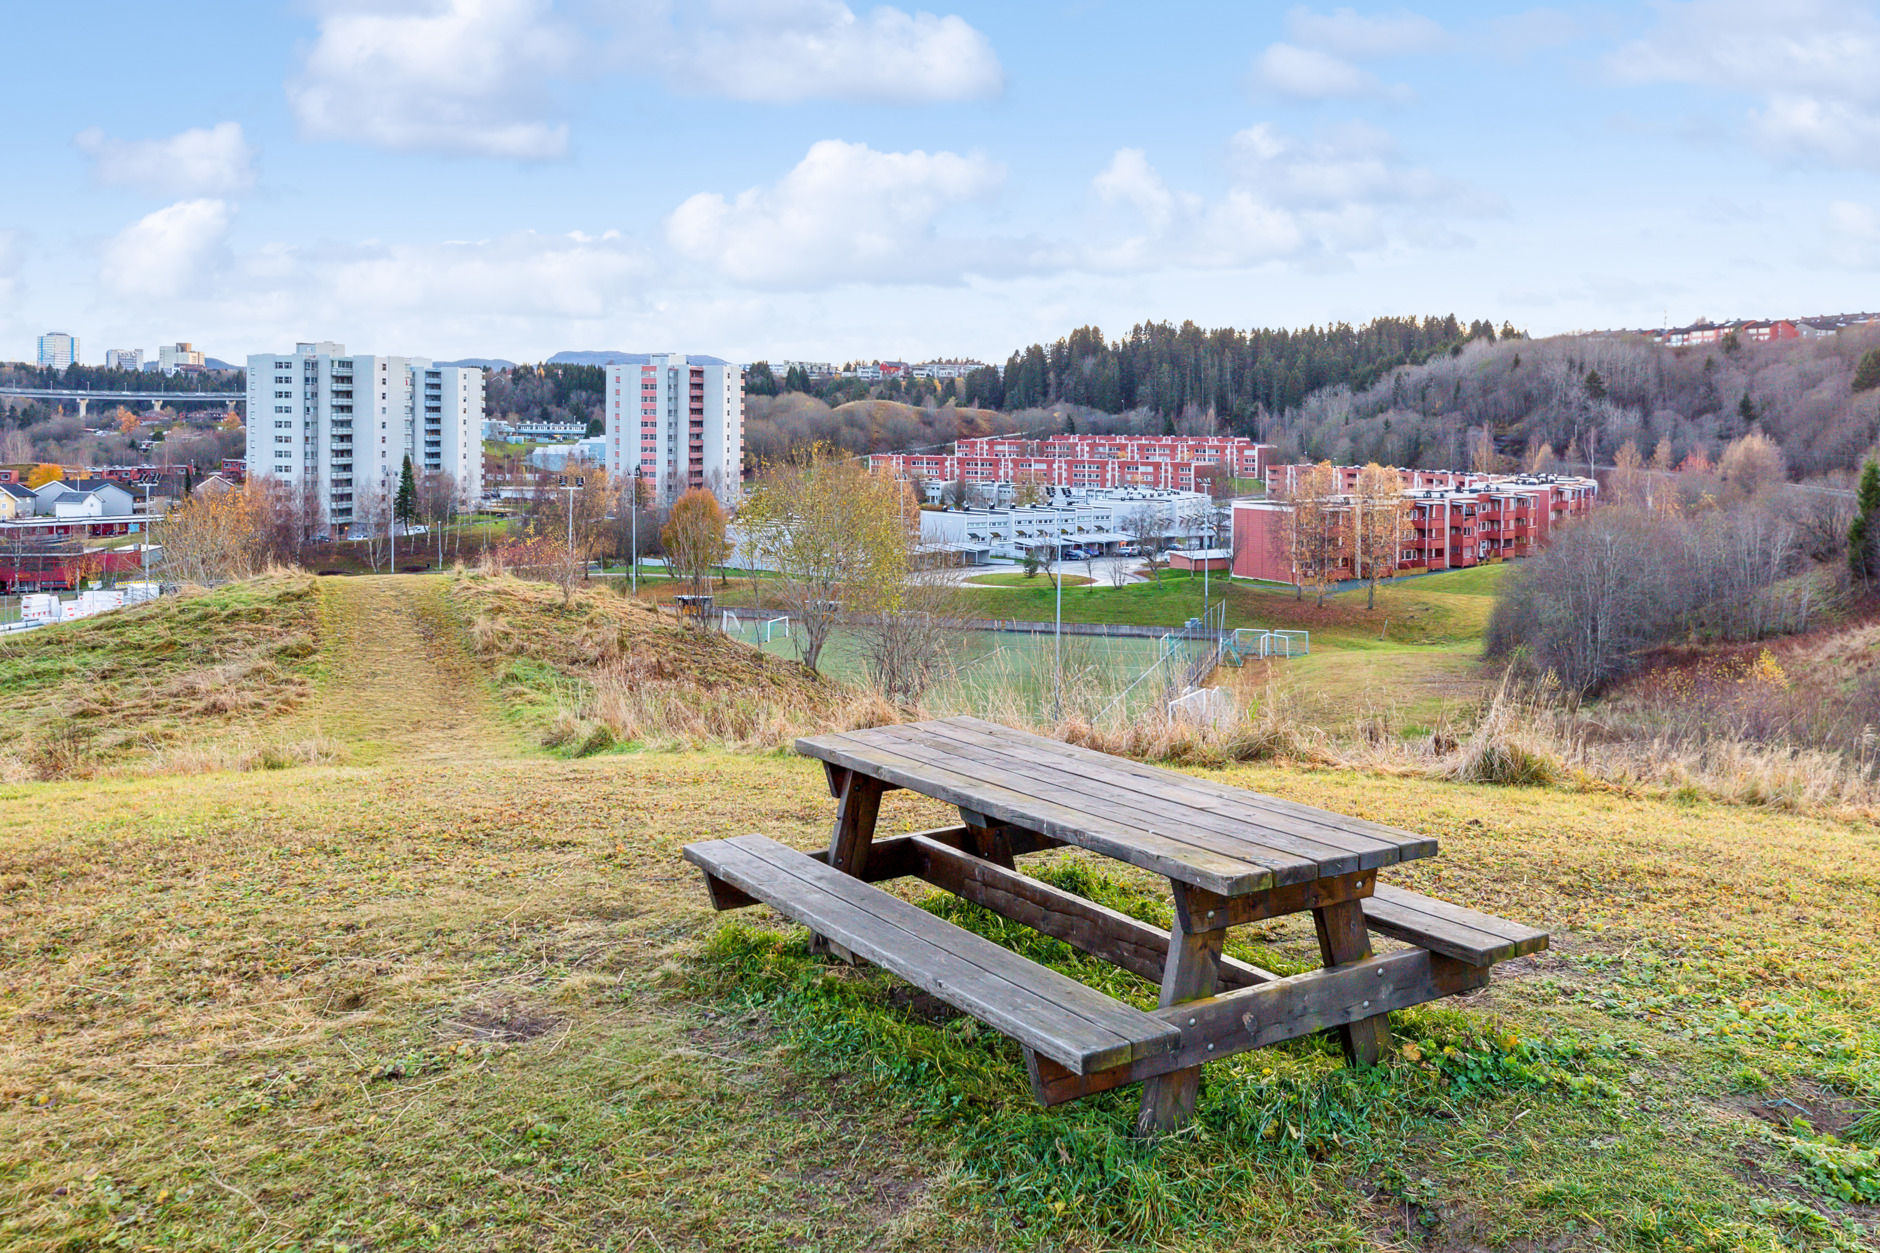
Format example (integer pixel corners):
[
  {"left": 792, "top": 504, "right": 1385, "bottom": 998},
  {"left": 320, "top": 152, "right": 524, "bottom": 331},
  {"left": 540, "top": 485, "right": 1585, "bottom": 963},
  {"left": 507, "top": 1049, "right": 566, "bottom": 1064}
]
[
  {"left": 964, "top": 571, "right": 1094, "bottom": 588},
  {"left": 3, "top": 578, "right": 1877, "bottom": 1250}
]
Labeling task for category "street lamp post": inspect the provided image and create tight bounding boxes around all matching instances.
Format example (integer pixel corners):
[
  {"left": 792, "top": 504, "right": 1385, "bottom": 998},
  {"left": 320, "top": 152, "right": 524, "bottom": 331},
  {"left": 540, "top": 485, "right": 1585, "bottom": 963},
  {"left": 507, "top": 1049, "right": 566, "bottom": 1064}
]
[
  {"left": 629, "top": 471, "right": 642, "bottom": 595},
  {"left": 558, "top": 473, "right": 585, "bottom": 574}
]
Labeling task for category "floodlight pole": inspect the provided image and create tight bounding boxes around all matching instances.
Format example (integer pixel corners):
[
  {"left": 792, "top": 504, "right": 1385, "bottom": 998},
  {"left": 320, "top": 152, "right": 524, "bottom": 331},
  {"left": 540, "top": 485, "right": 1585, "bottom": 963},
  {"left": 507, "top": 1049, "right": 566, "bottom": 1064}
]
[
  {"left": 630, "top": 472, "right": 639, "bottom": 595},
  {"left": 1054, "top": 537, "right": 1064, "bottom": 723}
]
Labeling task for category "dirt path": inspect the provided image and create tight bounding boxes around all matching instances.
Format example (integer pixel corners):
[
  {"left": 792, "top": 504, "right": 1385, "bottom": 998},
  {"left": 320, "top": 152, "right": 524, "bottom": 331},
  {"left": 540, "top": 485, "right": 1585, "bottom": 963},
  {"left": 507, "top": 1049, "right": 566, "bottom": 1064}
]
[{"left": 304, "top": 574, "right": 513, "bottom": 763}]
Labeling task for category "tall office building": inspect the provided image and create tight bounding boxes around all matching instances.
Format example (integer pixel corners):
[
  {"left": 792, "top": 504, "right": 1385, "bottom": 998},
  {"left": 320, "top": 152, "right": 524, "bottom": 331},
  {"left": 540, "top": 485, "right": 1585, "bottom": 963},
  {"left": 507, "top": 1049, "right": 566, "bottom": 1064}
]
[
  {"left": 105, "top": 348, "right": 144, "bottom": 371},
  {"left": 604, "top": 354, "right": 743, "bottom": 503},
  {"left": 246, "top": 342, "right": 484, "bottom": 536},
  {"left": 37, "top": 332, "right": 77, "bottom": 369},
  {"left": 159, "top": 342, "right": 204, "bottom": 373}
]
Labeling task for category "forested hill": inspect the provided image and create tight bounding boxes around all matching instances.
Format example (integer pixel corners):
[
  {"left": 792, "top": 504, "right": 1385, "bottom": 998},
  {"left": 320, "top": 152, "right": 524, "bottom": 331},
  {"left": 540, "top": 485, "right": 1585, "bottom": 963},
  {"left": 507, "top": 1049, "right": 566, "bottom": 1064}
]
[
  {"left": 1277, "top": 329, "right": 1880, "bottom": 482},
  {"left": 985, "top": 316, "right": 1513, "bottom": 427}
]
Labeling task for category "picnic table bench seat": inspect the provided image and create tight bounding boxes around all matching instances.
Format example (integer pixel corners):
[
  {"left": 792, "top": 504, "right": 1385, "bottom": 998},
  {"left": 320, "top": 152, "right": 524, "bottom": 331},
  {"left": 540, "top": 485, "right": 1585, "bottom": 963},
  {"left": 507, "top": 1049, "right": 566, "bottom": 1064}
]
[
  {"left": 685, "top": 833, "right": 1182, "bottom": 1075},
  {"left": 1362, "top": 884, "right": 1551, "bottom": 966}
]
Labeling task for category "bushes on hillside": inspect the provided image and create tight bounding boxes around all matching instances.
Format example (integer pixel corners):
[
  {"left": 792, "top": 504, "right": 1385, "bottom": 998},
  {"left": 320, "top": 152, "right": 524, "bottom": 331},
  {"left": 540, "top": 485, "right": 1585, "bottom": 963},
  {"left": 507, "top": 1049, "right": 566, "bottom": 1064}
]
[{"left": 1486, "top": 506, "right": 1816, "bottom": 695}]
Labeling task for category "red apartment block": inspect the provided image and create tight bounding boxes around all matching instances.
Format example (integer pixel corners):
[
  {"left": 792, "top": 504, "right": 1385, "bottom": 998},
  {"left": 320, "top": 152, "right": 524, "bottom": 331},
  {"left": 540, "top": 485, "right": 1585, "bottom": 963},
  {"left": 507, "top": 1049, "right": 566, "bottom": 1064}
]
[
  {"left": 1231, "top": 473, "right": 1599, "bottom": 584},
  {"left": 871, "top": 435, "right": 1274, "bottom": 494}
]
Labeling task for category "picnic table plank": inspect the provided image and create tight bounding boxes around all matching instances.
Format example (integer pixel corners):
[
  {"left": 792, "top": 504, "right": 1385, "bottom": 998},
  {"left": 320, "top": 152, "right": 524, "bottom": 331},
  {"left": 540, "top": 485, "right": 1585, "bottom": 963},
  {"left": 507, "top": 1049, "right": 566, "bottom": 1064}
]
[
  {"left": 871, "top": 720, "right": 1372, "bottom": 880},
  {"left": 952, "top": 716, "right": 1426, "bottom": 842},
  {"left": 948, "top": 717, "right": 1435, "bottom": 859},
  {"left": 800, "top": 731, "right": 1273, "bottom": 894},
  {"left": 686, "top": 834, "right": 1180, "bottom": 1073},
  {"left": 1363, "top": 884, "right": 1551, "bottom": 964}
]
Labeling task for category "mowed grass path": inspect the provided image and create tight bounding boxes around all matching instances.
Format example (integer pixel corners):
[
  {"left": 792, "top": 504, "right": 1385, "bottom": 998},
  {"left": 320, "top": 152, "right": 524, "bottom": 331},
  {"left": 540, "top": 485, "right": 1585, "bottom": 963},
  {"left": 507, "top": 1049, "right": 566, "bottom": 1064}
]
[{"left": 2, "top": 573, "right": 1876, "bottom": 1251}]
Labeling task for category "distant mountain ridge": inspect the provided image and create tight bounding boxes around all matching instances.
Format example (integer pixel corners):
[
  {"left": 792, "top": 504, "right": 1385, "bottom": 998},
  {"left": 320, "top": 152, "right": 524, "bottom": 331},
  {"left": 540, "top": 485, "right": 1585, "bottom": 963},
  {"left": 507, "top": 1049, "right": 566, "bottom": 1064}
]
[
  {"left": 545, "top": 350, "right": 730, "bottom": 367},
  {"left": 435, "top": 357, "right": 516, "bottom": 370}
]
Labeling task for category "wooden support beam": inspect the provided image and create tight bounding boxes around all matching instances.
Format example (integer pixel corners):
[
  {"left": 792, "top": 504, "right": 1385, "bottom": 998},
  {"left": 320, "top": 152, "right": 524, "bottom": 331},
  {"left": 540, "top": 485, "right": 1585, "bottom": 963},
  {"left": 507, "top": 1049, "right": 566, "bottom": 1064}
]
[
  {"left": 1027, "top": 950, "right": 1490, "bottom": 1106},
  {"left": 811, "top": 770, "right": 887, "bottom": 962},
  {"left": 1313, "top": 897, "right": 1390, "bottom": 1066},
  {"left": 907, "top": 835, "right": 1277, "bottom": 992},
  {"left": 1135, "top": 883, "right": 1227, "bottom": 1137}
]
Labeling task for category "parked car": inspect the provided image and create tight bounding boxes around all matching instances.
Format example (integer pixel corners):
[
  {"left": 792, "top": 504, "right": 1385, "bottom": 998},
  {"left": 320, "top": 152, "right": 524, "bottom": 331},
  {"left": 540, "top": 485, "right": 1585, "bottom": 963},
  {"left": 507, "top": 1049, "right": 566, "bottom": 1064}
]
[{"left": 1116, "top": 543, "right": 1141, "bottom": 557}]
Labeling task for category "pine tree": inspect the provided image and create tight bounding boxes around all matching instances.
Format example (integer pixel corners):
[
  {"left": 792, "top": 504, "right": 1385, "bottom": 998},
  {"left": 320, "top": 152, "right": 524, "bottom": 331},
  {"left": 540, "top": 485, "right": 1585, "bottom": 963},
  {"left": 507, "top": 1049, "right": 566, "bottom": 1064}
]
[
  {"left": 1854, "top": 348, "right": 1880, "bottom": 394},
  {"left": 1850, "top": 459, "right": 1880, "bottom": 583},
  {"left": 396, "top": 455, "right": 417, "bottom": 525}
]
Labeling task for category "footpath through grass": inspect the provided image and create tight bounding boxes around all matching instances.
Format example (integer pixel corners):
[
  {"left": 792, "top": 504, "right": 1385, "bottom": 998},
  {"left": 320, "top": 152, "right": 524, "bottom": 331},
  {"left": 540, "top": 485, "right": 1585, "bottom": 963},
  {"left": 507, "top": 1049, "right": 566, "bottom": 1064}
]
[{"left": 1, "top": 572, "right": 1875, "bottom": 1251}]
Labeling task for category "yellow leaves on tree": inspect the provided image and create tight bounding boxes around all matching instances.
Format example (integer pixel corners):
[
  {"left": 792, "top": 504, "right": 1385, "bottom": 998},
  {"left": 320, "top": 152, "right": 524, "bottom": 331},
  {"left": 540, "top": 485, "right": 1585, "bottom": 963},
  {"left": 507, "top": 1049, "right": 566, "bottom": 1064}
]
[
  {"left": 661, "top": 488, "right": 730, "bottom": 597},
  {"left": 1352, "top": 462, "right": 1413, "bottom": 610},
  {"left": 739, "top": 448, "right": 920, "bottom": 672},
  {"left": 115, "top": 406, "right": 141, "bottom": 435},
  {"left": 25, "top": 463, "right": 64, "bottom": 489},
  {"left": 153, "top": 488, "right": 272, "bottom": 585}
]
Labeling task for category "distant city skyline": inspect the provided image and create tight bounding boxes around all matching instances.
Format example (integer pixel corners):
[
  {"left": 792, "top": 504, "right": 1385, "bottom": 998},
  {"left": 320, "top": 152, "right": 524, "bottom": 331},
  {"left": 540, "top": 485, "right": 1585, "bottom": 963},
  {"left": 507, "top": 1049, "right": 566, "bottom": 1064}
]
[{"left": 4, "top": 1, "right": 1879, "bottom": 366}]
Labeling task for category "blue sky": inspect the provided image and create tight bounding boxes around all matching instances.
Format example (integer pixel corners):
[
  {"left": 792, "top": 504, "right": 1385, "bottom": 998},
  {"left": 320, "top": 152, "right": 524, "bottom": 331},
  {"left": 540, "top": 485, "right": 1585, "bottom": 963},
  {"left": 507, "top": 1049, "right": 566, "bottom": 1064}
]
[{"left": 3, "top": 0, "right": 1878, "bottom": 366}]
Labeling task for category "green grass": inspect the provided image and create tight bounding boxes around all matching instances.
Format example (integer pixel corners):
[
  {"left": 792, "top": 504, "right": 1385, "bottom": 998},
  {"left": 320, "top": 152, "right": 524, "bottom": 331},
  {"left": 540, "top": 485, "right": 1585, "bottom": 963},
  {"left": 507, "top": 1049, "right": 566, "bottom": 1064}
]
[
  {"left": 964, "top": 571, "right": 1094, "bottom": 588},
  {"left": 944, "top": 569, "right": 1497, "bottom": 648}
]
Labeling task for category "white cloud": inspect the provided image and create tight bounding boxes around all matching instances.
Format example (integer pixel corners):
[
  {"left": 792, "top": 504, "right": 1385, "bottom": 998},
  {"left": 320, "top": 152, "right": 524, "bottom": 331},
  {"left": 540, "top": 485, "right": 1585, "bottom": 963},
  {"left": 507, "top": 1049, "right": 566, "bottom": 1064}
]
[
  {"left": 74, "top": 122, "right": 256, "bottom": 197},
  {"left": 1284, "top": 6, "right": 1447, "bottom": 57},
  {"left": 1251, "top": 43, "right": 1397, "bottom": 100},
  {"left": 1251, "top": 7, "right": 1444, "bottom": 101},
  {"left": 99, "top": 200, "right": 234, "bottom": 299},
  {"left": 286, "top": 0, "right": 1002, "bottom": 158},
  {"left": 656, "top": 0, "right": 1004, "bottom": 104},
  {"left": 256, "top": 230, "right": 655, "bottom": 320},
  {"left": 288, "top": 0, "right": 576, "bottom": 160},
  {"left": 1086, "top": 122, "right": 1479, "bottom": 272},
  {"left": 1608, "top": 0, "right": 1880, "bottom": 169},
  {"left": 666, "top": 139, "right": 1006, "bottom": 287}
]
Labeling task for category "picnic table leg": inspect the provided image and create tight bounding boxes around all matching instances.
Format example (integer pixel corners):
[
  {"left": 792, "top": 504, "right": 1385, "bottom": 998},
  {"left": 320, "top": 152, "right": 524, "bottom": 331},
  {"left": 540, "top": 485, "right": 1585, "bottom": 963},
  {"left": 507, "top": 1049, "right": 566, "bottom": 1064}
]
[
  {"left": 1136, "top": 883, "right": 1227, "bottom": 1137},
  {"left": 1312, "top": 898, "right": 1391, "bottom": 1066},
  {"left": 959, "top": 807, "right": 1016, "bottom": 869},
  {"left": 810, "top": 767, "right": 886, "bottom": 963}
]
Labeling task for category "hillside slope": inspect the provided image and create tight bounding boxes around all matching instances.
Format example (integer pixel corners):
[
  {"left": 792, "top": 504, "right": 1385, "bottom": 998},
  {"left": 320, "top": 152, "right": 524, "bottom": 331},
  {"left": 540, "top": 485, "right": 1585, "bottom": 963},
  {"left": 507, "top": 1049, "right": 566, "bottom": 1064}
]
[
  {"left": 0, "top": 570, "right": 323, "bottom": 780},
  {"left": 0, "top": 573, "right": 1873, "bottom": 1251}
]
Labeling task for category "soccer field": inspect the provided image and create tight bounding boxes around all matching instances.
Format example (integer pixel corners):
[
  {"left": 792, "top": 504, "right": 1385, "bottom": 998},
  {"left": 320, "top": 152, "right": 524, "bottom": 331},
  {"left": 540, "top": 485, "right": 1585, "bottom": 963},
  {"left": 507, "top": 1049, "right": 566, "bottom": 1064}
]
[{"left": 743, "top": 623, "right": 1189, "bottom": 723}]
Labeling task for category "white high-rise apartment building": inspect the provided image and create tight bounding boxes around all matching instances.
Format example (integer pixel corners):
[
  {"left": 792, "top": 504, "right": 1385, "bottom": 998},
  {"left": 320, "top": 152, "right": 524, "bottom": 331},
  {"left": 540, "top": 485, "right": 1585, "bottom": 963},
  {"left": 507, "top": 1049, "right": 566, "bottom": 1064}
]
[
  {"left": 246, "top": 341, "right": 484, "bottom": 535},
  {"left": 105, "top": 348, "right": 144, "bottom": 371},
  {"left": 37, "top": 332, "right": 77, "bottom": 369},
  {"left": 605, "top": 354, "right": 743, "bottom": 503}
]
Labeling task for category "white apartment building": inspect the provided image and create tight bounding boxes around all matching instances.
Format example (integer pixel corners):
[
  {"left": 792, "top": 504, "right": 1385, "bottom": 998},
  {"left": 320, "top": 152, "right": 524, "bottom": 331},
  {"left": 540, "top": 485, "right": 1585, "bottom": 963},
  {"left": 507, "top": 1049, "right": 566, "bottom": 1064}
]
[
  {"left": 37, "top": 332, "right": 77, "bottom": 369},
  {"left": 917, "top": 488, "right": 1215, "bottom": 561},
  {"left": 605, "top": 353, "right": 743, "bottom": 503},
  {"left": 158, "top": 342, "right": 204, "bottom": 373},
  {"left": 105, "top": 348, "right": 144, "bottom": 371},
  {"left": 246, "top": 341, "right": 484, "bottom": 535}
]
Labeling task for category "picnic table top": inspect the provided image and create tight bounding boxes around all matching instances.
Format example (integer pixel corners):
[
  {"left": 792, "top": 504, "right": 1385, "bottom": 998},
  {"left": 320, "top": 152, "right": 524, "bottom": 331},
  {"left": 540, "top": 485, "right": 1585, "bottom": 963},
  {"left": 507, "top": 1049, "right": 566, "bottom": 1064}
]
[{"left": 795, "top": 716, "right": 1437, "bottom": 896}]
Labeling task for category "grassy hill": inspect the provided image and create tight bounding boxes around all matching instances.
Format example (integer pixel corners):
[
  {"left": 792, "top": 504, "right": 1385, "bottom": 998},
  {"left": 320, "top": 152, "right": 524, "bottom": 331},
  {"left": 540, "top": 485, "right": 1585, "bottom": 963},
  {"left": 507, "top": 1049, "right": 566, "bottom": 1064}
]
[
  {"left": 0, "top": 570, "right": 326, "bottom": 780},
  {"left": 0, "top": 572, "right": 1874, "bottom": 1251}
]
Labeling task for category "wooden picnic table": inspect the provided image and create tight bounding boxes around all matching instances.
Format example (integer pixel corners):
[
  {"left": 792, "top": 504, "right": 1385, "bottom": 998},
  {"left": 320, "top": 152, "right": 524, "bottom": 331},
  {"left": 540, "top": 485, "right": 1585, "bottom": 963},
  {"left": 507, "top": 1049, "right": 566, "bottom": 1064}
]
[{"left": 685, "top": 715, "right": 1546, "bottom": 1135}]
